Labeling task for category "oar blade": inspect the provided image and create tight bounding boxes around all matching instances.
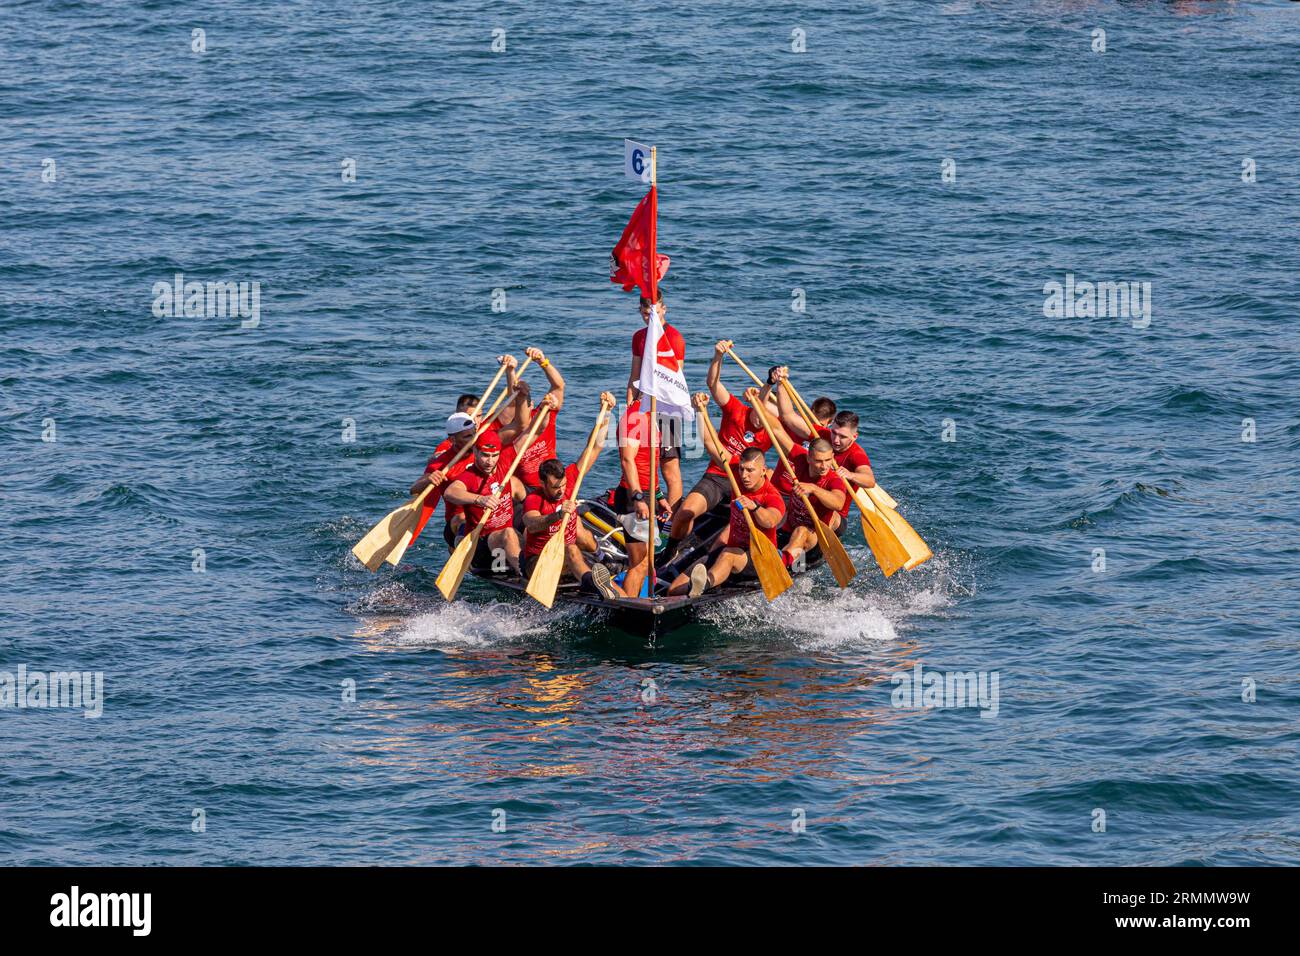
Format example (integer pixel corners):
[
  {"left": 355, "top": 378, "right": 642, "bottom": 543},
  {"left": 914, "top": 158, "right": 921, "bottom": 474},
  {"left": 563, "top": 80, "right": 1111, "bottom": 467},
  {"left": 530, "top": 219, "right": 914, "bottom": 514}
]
[
  {"left": 381, "top": 505, "right": 427, "bottom": 567},
  {"left": 812, "top": 515, "right": 857, "bottom": 588},
  {"left": 855, "top": 491, "right": 908, "bottom": 577},
  {"left": 524, "top": 528, "right": 567, "bottom": 609},
  {"left": 870, "top": 484, "right": 899, "bottom": 510},
  {"left": 748, "top": 523, "right": 794, "bottom": 601},
  {"left": 351, "top": 495, "right": 422, "bottom": 571},
  {"left": 436, "top": 525, "right": 481, "bottom": 601},
  {"left": 879, "top": 505, "right": 932, "bottom": 570},
  {"left": 864, "top": 487, "right": 931, "bottom": 569}
]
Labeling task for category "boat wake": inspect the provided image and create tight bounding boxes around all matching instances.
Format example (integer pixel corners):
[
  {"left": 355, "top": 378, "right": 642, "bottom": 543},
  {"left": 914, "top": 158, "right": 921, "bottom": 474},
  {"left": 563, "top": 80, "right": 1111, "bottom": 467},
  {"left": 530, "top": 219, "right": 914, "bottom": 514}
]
[
  {"left": 698, "top": 550, "right": 961, "bottom": 653},
  {"left": 392, "top": 598, "right": 590, "bottom": 649}
]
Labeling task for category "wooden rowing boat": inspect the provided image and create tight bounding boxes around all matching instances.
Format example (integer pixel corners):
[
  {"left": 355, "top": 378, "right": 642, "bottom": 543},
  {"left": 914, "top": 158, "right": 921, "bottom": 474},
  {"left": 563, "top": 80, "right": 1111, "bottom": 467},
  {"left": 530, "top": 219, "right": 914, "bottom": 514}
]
[{"left": 464, "top": 498, "right": 824, "bottom": 639}]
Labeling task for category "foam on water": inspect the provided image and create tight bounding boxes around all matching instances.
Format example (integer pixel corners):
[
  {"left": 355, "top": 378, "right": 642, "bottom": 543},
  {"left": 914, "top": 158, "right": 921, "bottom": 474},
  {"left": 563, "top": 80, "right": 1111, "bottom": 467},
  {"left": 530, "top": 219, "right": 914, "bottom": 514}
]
[{"left": 394, "top": 598, "right": 585, "bottom": 649}]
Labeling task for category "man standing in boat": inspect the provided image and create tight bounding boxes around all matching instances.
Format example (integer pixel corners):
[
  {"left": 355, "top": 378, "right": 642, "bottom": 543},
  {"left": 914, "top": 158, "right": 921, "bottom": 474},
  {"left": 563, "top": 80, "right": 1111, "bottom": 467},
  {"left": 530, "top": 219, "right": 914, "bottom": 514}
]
[
  {"left": 614, "top": 390, "right": 674, "bottom": 599},
  {"left": 661, "top": 339, "right": 783, "bottom": 561},
  {"left": 439, "top": 393, "right": 560, "bottom": 576},
  {"left": 522, "top": 391, "right": 623, "bottom": 601},
  {"left": 626, "top": 290, "right": 685, "bottom": 510},
  {"left": 666, "top": 400, "right": 785, "bottom": 597}
]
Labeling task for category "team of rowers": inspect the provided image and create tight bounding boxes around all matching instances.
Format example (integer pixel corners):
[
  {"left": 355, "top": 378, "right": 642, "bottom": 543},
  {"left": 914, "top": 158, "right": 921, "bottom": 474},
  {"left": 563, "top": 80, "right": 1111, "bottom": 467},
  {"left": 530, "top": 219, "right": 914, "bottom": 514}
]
[{"left": 408, "top": 291, "right": 878, "bottom": 601}]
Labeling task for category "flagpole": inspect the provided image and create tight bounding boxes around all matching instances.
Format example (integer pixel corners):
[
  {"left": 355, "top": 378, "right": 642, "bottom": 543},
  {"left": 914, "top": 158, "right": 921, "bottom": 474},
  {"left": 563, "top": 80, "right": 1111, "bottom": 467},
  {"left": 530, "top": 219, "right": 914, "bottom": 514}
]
[{"left": 648, "top": 146, "right": 658, "bottom": 600}]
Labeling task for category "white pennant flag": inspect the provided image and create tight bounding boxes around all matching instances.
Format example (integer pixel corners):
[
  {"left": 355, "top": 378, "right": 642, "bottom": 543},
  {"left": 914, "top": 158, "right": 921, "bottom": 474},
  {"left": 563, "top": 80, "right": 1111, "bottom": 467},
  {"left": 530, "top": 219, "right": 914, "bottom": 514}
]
[
  {"left": 624, "top": 139, "right": 653, "bottom": 184},
  {"left": 637, "top": 304, "right": 694, "bottom": 421}
]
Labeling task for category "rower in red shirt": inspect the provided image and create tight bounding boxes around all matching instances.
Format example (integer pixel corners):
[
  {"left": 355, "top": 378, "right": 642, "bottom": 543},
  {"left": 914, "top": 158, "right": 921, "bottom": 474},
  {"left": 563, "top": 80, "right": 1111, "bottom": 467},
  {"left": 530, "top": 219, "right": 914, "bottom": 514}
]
[
  {"left": 499, "top": 347, "right": 565, "bottom": 493},
  {"left": 431, "top": 392, "right": 500, "bottom": 460},
  {"left": 441, "top": 394, "right": 559, "bottom": 576},
  {"left": 411, "top": 380, "right": 531, "bottom": 548},
  {"left": 521, "top": 392, "right": 622, "bottom": 600},
  {"left": 663, "top": 338, "right": 786, "bottom": 559},
  {"left": 626, "top": 290, "right": 685, "bottom": 508},
  {"left": 756, "top": 389, "right": 848, "bottom": 566},
  {"left": 771, "top": 366, "right": 875, "bottom": 496},
  {"left": 614, "top": 396, "right": 675, "bottom": 600},
  {"left": 666, "top": 437, "right": 785, "bottom": 598}
]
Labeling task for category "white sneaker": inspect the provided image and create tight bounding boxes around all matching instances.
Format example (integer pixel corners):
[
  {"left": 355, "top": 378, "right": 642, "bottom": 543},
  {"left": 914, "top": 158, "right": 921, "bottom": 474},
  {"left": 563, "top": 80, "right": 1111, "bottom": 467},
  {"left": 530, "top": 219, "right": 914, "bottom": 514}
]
[{"left": 688, "top": 563, "right": 709, "bottom": 598}]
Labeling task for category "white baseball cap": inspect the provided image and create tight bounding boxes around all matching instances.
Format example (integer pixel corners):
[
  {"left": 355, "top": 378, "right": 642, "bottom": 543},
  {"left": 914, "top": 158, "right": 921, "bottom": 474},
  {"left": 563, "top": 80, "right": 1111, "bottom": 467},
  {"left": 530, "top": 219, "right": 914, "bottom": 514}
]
[{"left": 446, "top": 412, "right": 475, "bottom": 435}]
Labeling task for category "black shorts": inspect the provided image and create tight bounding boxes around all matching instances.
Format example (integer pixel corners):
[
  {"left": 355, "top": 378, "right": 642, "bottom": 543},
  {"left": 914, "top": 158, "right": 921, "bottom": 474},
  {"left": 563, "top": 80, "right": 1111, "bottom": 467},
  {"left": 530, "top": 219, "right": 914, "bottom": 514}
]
[
  {"left": 700, "top": 544, "right": 758, "bottom": 580},
  {"left": 687, "top": 472, "right": 732, "bottom": 512},
  {"left": 657, "top": 413, "right": 684, "bottom": 460},
  {"left": 612, "top": 485, "right": 642, "bottom": 516}
]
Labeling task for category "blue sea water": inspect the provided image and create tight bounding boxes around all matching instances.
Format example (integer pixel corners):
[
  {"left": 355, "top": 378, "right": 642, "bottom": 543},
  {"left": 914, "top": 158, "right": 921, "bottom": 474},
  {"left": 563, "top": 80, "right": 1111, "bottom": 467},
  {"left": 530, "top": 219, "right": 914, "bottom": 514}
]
[{"left": 1, "top": 0, "right": 1298, "bottom": 865}]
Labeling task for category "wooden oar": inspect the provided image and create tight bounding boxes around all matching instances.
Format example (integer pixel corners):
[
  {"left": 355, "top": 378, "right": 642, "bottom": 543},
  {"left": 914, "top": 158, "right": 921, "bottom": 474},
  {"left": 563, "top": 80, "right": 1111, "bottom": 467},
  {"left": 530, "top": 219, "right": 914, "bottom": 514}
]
[
  {"left": 435, "top": 405, "right": 552, "bottom": 601},
  {"left": 469, "top": 359, "right": 511, "bottom": 417},
  {"left": 381, "top": 356, "right": 535, "bottom": 567},
  {"left": 352, "top": 396, "right": 514, "bottom": 572},
  {"left": 724, "top": 347, "right": 767, "bottom": 393},
  {"left": 865, "top": 486, "right": 931, "bottom": 569},
  {"left": 749, "top": 397, "right": 856, "bottom": 588},
  {"left": 775, "top": 376, "right": 908, "bottom": 576},
  {"left": 697, "top": 412, "right": 792, "bottom": 601},
  {"left": 525, "top": 400, "right": 613, "bottom": 609},
  {"left": 781, "top": 377, "right": 922, "bottom": 573}
]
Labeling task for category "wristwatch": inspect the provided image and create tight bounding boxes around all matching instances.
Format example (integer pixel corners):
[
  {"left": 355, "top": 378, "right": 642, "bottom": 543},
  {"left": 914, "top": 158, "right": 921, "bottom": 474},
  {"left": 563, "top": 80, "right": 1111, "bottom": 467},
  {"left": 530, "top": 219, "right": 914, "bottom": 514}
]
[{"left": 631, "top": 491, "right": 646, "bottom": 503}]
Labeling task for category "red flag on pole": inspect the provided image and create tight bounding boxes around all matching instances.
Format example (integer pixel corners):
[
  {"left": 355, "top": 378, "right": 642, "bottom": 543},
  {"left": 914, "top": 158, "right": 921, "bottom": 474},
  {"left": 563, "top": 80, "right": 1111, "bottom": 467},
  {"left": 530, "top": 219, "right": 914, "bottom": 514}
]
[{"left": 610, "top": 185, "right": 669, "bottom": 300}]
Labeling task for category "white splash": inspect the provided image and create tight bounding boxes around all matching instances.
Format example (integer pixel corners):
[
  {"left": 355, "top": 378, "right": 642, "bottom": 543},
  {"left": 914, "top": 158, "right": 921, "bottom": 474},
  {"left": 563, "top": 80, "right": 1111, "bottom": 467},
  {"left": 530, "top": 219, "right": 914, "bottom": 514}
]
[{"left": 394, "top": 599, "right": 582, "bottom": 649}]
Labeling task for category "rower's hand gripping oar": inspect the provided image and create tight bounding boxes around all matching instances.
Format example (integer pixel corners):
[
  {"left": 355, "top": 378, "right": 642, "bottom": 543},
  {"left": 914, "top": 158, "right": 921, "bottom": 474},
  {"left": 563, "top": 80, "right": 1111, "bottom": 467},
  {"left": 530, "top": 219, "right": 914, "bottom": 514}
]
[
  {"left": 747, "top": 390, "right": 856, "bottom": 588},
  {"left": 525, "top": 394, "right": 615, "bottom": 609},
  {"left": 435, "top": 401, "right": 553, "bottom": 601},
  {"left": 781, "top": 375, "right": 929, "bottom": 571},
  {"left": 351, "top": 388, "right": 517, "bottom": 572},
  {"left": 381, "top": 356, "right": 535, "bottom": 566},
  {"left": 697, "top": 407, "right": 793, "bottom": 602}
]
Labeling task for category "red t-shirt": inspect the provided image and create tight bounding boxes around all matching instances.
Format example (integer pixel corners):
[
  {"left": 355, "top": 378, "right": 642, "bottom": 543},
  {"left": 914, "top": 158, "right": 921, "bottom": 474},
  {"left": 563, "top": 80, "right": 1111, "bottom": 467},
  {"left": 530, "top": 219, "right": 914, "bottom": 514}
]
[
  {"left": 424, "top": 443, "right": 474, "bottom": 520},
  {"left": 816, "top": 424, "right": 871, "bottom": 471},
  {"left": 706, "top": 395, "right": 773, "bottom": 477},
  {"left": 632, "top": 323, "right": 685, "bottom": 373},
  {"left": 452, "top": 446, "right": 519, "bottom": 533},
  {"left": 781, "top": 446, "right": 848, "bottom": 530},
  {"left": 516, "top": 410, "right": 558, "bottom": 488},
  {"left": 618, "top": 400, "right": 660, "bottom": 491},
  {"left": 434, "top": 418, "right": 500, "bottom": 460},
  {"left": 522, "top": 463, "right": 580, "bottom": 557},
  {"left": 726, "top": 464, "right": 784, "bottom": 550}
]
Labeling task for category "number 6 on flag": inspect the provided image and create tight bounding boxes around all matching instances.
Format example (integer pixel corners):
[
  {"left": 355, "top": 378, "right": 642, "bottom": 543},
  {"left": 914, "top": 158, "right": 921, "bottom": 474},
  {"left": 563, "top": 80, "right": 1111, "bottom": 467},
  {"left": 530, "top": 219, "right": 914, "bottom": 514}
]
[{"left": 625, "top": 139, "right": 652, "bottom": 184}]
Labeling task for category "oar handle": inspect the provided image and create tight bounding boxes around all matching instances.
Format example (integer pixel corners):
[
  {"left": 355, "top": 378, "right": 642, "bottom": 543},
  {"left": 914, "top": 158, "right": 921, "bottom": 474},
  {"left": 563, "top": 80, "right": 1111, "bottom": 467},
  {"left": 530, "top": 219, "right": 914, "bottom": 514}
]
[
  {"left": 468, "top": 404, "right": 552, "bottom": 533},
  {"left": 475, "top": 354, "right": 534, "bottom": 424},
  {"left": 781, "top": 379, "right": 820, "bottom": 433},
  {"left": 469, "top": 359, "right": 512, "bottom": 417},
  {"left": 749, "top": 395, "right": 816, "bottom": 510},
  {"left": 725, "top": 348, "right": 766, "bottom": 389}
]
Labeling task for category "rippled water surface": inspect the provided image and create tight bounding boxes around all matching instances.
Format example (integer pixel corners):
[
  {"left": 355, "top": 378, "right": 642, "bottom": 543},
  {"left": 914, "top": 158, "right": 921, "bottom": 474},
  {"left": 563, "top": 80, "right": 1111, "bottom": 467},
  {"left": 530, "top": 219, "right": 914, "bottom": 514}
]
[{"left": 2, "top": 0, "right": 1298, "bottom": 865}]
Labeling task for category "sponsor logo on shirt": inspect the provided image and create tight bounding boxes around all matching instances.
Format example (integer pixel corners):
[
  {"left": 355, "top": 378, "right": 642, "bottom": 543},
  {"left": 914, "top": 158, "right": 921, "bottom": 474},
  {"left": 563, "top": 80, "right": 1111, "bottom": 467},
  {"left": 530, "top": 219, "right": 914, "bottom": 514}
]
[{"left": 743, "top": 432, "right": 755, "bottom": 443}]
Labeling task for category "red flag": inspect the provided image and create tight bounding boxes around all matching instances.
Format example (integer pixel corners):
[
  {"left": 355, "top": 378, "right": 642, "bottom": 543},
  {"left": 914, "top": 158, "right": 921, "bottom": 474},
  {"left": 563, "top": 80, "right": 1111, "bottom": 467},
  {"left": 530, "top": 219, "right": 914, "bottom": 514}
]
[{"left": 610, "top": 185, "right": 668, "bottom": 300}]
